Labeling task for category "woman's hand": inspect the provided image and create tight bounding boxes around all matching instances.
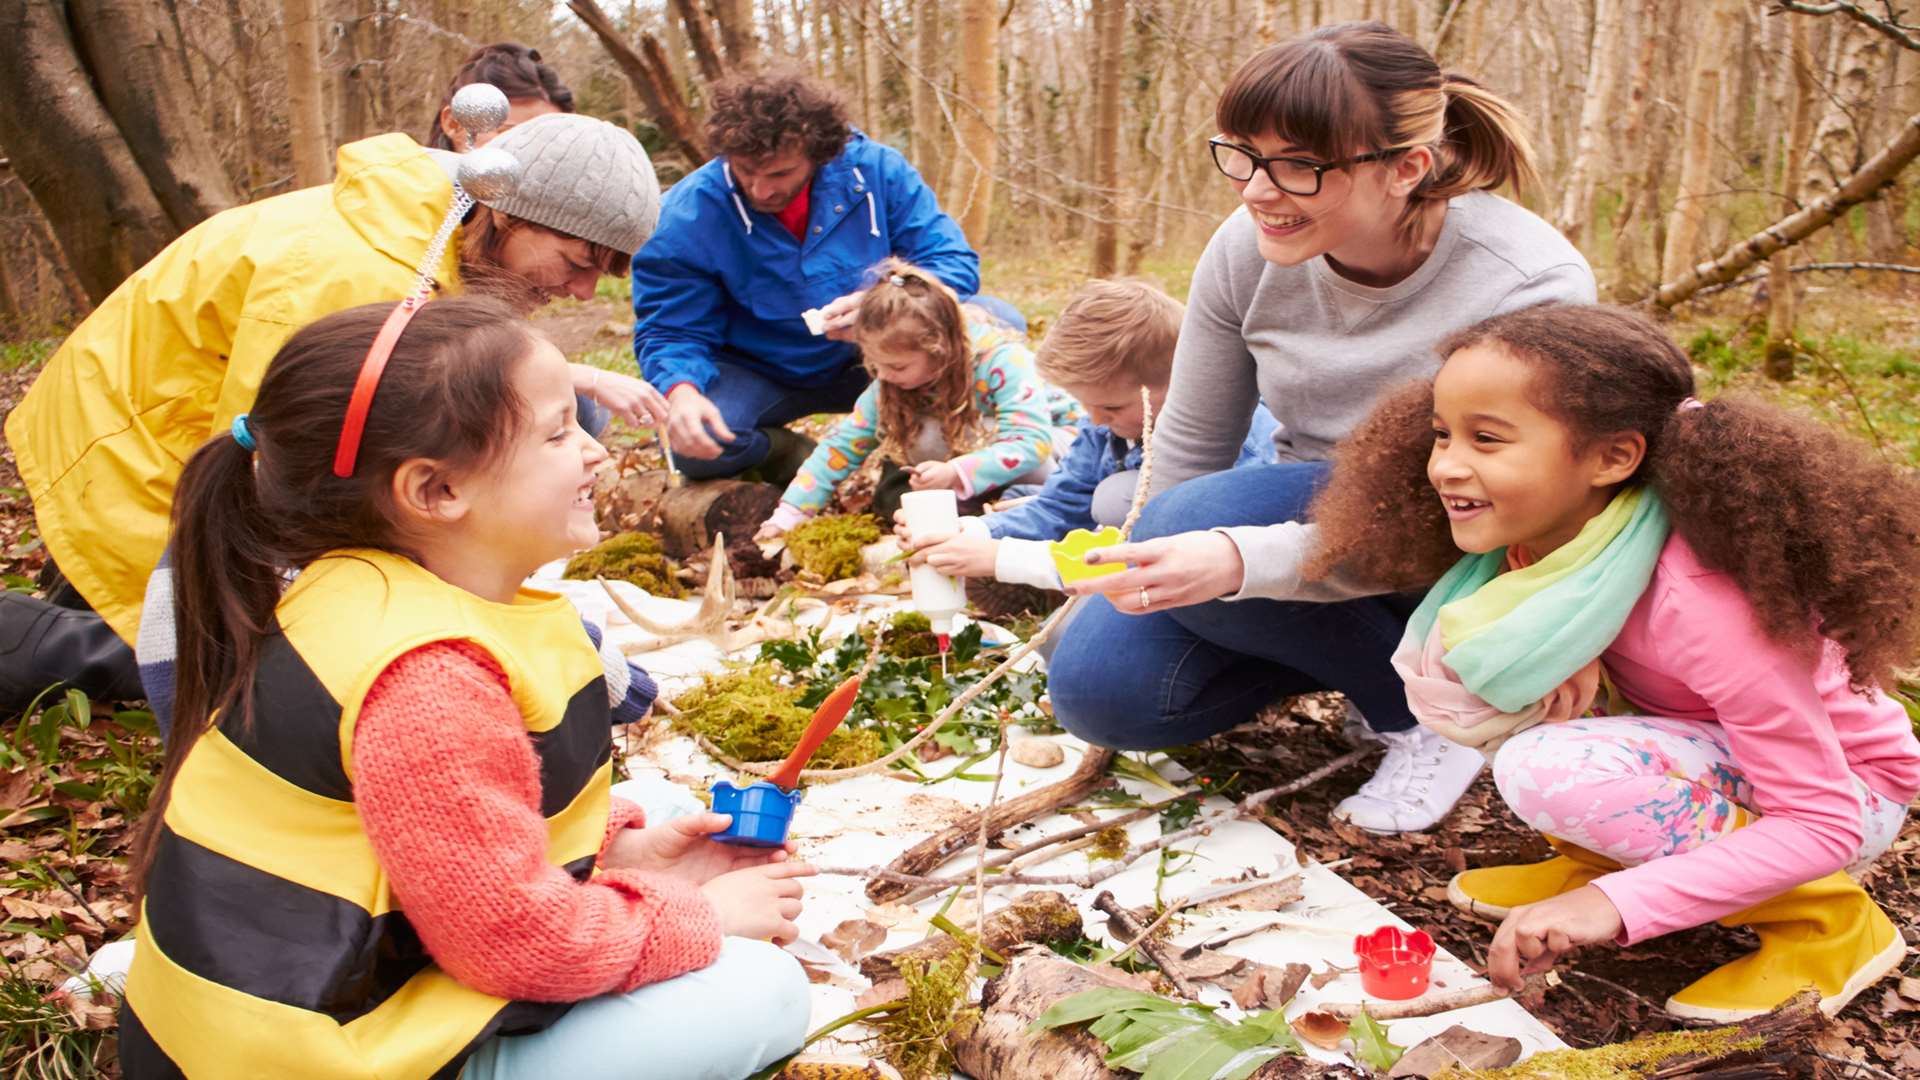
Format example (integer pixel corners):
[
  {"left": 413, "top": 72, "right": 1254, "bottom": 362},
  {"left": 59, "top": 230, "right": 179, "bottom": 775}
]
[
  {"left": 701, "top": 861, "right": 816, "bottom": 944},
  {"left": 1062, "top": 531, "right": 1246, "bottom": 614},
  {"left": 909, "top": 460, "right": 964, "bottom": 493},
  {"left": 921, "top": 532, "right": 999, "bottom": 578},
  {"left": 602, "top": 812, "right": 795, "bottom": 887},
  {"left": 1486, "top": 885, "right": 1625, "bottom": 992},
  {"left": 573, "top": 364, "right": 670, "bottom": 428}
]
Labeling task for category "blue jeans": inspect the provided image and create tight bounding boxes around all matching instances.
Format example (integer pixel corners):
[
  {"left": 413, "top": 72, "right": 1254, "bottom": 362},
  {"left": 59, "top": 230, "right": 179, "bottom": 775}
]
[
  {"left": 1047, "top": 463, "right": 1420, "bottom": 750},
  {"left": 679, "top": 295, "right": 1028, "bottom": 480},
  {"left": 463, "top": 777, "right": 811, "bottom": 1080}
]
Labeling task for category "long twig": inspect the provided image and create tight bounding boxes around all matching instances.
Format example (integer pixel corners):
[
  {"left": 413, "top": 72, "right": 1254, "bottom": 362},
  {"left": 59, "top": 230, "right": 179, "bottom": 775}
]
[
  {"left": 1095, "top": 891, "right": 1198, "bottom": 998},
  {"left": 817, "top": 746, "right": 1377, "bottom": 891},
  {"left": 1689, "top": 260, "right": 1920, "bottom": 299},
  {"left": 1776, "top": 0, "right": 1920, "bottom": 51},
  {"left": 1319, "top": 971, "right": 1559, "bottom": 1021}
]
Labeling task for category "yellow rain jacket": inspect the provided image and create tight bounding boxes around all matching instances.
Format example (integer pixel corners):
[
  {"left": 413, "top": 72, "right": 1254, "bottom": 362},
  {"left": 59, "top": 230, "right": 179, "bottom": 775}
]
[{"left": 4, "top": 134, "right": 462, "bottom": 642}]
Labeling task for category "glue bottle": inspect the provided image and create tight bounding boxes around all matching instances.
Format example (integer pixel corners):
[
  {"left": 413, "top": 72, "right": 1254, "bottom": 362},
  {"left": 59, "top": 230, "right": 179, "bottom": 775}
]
[{"left": 900, "top": 489, "right": 967, "bottom": 653}]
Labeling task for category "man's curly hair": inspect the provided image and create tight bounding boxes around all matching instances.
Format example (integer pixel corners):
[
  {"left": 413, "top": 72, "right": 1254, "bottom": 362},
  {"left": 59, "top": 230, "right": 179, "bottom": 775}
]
[
  {"left": 1305, "top": 303, "right": 1920, "bottom": 691},
  {"left": 705, "top": 70, "right": 851, "bottom": 165}
]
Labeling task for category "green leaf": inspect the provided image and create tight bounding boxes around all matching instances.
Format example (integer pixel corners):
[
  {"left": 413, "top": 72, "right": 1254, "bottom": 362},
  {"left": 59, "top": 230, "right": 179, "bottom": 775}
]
[
  {"left": 1110, "top": 752, "right": 1184, "bottom": 794},
  {"left": 1136, "top": 1023, "right": 1245, "bottom": 1080},
  {"left": 1349, "top": 1011, "right": 1406, "bottom": 1072},
  {"left": 1029, "top": 988, "right": 1187, "bottom": 1031},
  {"left": 63, "top": 689, "right": 90, "bottom": 729}
]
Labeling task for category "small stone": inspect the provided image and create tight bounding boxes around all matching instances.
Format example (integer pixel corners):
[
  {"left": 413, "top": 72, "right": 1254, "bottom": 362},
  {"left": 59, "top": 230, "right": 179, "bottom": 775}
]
[{"left": 1009, "top": 739, "right": 1065, "bottom": 769}]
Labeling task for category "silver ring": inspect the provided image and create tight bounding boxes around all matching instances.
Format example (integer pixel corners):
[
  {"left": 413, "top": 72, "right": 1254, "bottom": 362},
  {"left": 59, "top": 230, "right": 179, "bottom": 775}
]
[{"left": 1139, "top": 586, "right": 1151, "bottom": 610}]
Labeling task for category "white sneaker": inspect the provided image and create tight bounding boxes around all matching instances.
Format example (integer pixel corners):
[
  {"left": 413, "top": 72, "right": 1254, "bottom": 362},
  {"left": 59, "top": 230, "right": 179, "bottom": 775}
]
[{"left": 1331, "top": 725, "right": 1484, "bottom": 834}]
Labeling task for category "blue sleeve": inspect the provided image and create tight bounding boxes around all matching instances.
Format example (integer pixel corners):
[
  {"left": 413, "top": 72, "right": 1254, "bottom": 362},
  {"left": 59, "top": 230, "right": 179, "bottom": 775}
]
[
  {"left": 983, "top": 422, "right": 1111, "bottom": 541},
  {"left": 879, "top": 147, "right": 979, "bottom": 298},
  {"left": 1234, "top": 402, "right": 1280, "bottom": 467},
  {"left": 631, "top": 200, "right": 726, "bottom": 394}
]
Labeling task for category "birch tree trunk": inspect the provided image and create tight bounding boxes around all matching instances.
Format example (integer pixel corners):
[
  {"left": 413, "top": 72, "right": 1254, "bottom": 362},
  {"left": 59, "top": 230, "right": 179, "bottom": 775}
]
[
  {"left": 1090, "top": 0, "right": 1124, "bottom": 274},
  {"left": 911, "top": 0, "right": 943, "bottom": 182},
  {"left": 1766, "top": 12, "right": 1818, "bottom": 381},
  {"left": 950, "top": 0, "right": 999, "bottom": 245},
  {"left": 1556, "top": 0, "right": 1622, "bottom": 247},
  {"left": 1659, "top": 0, "right": 1738, "bottom": 284},
  {"left": 283, "top": 0, "right": 331, "bottom": 187},
  {"left": 1802, "top": 21, "right": 1884, "bottom": 201}
]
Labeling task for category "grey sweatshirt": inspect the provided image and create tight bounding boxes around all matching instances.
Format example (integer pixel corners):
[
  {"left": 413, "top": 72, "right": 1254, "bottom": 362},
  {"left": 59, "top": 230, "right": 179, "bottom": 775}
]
[{"left": 1150, "top": 192, "right": 1596, "bottom": 602}]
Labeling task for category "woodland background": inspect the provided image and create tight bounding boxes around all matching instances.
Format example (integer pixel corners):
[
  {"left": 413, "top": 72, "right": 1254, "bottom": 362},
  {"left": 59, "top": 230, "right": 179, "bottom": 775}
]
[{"left": 1, "top": 1, "right": 1919, "bottom": 1076}]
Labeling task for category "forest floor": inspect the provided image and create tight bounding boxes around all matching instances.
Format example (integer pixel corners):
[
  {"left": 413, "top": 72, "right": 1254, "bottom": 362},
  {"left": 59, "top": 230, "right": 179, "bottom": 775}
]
[{"left": 0, "top": 259, "right": 1916, "bottom": 1076}]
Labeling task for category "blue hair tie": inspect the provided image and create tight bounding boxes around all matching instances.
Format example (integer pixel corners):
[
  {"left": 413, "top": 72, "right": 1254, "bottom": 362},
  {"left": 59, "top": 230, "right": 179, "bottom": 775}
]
[{"left": 231, "top": 413, "right": 258, "bottom": 452}]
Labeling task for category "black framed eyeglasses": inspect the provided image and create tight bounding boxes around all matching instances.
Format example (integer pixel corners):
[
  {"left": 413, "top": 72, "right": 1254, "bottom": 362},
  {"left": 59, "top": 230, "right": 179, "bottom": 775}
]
[{"left": 1207, "top": 137, "right": 1404, "bottom": 197}]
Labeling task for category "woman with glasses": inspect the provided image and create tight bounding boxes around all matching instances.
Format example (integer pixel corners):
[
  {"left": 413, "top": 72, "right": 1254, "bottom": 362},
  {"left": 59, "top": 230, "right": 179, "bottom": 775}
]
[{"left": 1048, "top": 21, "right": 1595, "bottom": 835}]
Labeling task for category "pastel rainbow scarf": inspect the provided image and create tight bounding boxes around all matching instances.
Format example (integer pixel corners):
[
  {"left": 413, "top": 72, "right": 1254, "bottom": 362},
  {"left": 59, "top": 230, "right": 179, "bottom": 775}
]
[{"left": 1392, "top": 487, "right": 1670, "bottom": 751}]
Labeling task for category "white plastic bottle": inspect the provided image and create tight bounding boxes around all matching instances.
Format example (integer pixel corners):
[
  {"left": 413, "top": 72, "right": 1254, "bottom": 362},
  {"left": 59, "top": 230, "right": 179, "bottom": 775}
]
[{"left": 899, "top": 489, "right": 968, "bottom": 650}]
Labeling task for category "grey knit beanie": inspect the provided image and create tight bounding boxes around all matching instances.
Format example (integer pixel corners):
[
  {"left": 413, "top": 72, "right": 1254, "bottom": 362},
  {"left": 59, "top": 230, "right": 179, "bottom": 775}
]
[{"left": 476, "top": 113, "right": 662, "bottom": 256}]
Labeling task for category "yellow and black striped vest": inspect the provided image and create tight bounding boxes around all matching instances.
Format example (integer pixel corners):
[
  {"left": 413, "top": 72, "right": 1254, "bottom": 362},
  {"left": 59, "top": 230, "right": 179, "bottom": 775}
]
[{"left": 121, "top": 549, "right": 613, "bottom": 1080}]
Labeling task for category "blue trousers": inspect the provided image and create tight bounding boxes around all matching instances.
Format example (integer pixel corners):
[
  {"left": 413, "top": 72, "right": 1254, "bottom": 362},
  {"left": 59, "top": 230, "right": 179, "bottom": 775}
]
[
  {"left": 679, "top": 295, "right": 1029, "bottom": 480},
  {"left": 1047, "top": 463, "right": 1420, "bottom": 751}
]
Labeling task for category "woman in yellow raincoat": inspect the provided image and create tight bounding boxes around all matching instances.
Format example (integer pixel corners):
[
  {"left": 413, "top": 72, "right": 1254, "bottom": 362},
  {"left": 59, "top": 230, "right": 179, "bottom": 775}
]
[{"left": 1, "top": 113, "right": 665, "bottom": 711}]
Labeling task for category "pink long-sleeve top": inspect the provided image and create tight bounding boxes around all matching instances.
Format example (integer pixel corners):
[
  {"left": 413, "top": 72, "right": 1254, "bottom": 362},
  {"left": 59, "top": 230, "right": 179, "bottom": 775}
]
[
  {"left": 351, "top": 640, "right": 724, "bottom": 1001},
  {"left": 1589, "top": 535, "right": 1920, "bottom": 944}
]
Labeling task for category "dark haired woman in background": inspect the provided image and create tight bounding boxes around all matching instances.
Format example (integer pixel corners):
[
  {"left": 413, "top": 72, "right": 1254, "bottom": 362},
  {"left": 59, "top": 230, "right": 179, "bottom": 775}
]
[{"left": 428, "top": 43, "right": 576, "bottom": 150}]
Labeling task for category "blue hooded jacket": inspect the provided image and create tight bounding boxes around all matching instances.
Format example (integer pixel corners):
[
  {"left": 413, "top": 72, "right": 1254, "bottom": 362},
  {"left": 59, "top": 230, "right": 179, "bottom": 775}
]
[{"left": 631, "top": 132, "right": 979, "bottom": 395}]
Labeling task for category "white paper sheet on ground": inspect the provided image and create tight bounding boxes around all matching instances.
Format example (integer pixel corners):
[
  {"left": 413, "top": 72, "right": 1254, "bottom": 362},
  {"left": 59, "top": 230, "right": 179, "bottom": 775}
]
[{"left": 594, "top": 574, "right": 1568, "bottom": 1076}]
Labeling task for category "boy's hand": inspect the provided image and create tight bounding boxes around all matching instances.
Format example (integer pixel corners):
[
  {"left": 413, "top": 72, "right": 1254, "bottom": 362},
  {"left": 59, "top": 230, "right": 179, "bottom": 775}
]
[
  {"left": 921, "top": 532, "right": 999, "bottom": 578},
  {"left": 1486, "top": 885, "right": 1624, "bottom": 992},
  {"left": 701, "top": 861, "right": 815, "bottom": 943},
  {"left": 602, "top": 813, "right": 796, "bottom": 887},
  {"left": 909, "top": 460, "right": 963, "bottom": 493}
]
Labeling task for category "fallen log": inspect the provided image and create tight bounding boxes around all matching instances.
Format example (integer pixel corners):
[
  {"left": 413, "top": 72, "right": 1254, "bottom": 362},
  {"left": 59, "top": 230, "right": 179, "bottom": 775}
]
[
  {"left": 597, "top": 468, "right": 782, "bottom": 559},
  {"left": 945, "top": 951, "right": 1136, "bottom": 1080},
  {"left": 865, "top": 745, "right": 1117, "bottom": 903},
  {"left": 859, "top": 890, "right": 1083, "bottom": 983}
]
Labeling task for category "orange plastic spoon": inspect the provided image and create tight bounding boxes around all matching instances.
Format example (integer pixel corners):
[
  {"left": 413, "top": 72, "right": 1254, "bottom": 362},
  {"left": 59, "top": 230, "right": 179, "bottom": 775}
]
[{"left": 766, "top": 674, "right": 865, "bottom": 790}]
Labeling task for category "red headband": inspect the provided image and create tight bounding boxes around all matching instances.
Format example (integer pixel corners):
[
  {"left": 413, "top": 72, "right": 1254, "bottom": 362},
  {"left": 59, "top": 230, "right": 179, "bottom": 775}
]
[{"left": 332, "top": 296, "right": 428, "bottom": 478}]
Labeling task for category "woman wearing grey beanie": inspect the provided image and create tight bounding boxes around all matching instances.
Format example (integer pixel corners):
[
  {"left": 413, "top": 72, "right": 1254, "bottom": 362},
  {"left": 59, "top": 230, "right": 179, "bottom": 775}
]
[{"left": 2, "top": 109, "right": 668, "bottom": 715}]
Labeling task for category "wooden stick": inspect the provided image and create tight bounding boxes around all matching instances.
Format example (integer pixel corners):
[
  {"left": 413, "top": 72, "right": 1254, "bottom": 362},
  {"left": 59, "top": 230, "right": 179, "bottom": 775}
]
[
  {"left": 1094, "top": 891, "right": 1197, "bottom": 998},
  {"left": 1319, "top": 971, "right": 1558, "bottom": 1021}
]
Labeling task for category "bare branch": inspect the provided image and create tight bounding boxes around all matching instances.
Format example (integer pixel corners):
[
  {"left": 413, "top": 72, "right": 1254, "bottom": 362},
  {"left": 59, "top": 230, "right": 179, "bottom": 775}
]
[{"left": 1774, "top": 1, "right": 1920, "bottom": 51}]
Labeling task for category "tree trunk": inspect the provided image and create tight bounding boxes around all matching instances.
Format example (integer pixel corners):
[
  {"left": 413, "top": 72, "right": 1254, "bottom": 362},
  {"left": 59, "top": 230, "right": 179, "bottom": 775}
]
[
  {"left": 283, "top": 0, "right": 331, "bottom": 187},
  {"left": 712, "top": 0, "right": 760, "bottom": 70},
  {"left": 66, "top": 0, "right": 240, "bottom": 232},
  {"left": 1605, "top": 0, "right": 1661, "bottom": 296},
  {"left": 1089, "top": 0, "right": 1124, "bottom": 275},
  {"left": 1653, "top": 109, "right": 1920, "bottom": 308},
  {"left": 669, "top": 0, "right": 728, "bottom": 83},
  {"left": 1556, "top": 0, "right": 1622, "bottom": 247},
  {"left": 1864, "top": 38, "right": 1910, "bottom": 260},
  {"left": 568, "top": 0, "right": 710, "bottom": 164},
  {"left": 1658, "top": 0, "right": 1738, "bottom": 284},
  {"left": 0, "top": 0, "right": 176, "bottom": 304},
  {"left": 949, "top": 0, "right": 1000, "bottom": 245},
  {"left": 1803, "top": 21, "right": 1885, "bottom": 202},
  {"left": 947, "top": 953, "right": 1136, "bottom": 1080},
  {"left": 597, "top": 471, "right": 783, "bottom": 559},
  {"left": 909, "top": 0, "right": 941, "bottom": 181},
  {"left": 1766, "top": 13, "right": 1819, "bottom": 381}
]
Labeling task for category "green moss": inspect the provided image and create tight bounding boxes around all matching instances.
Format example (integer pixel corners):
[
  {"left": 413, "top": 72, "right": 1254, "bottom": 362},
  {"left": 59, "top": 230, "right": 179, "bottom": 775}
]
[
  {"left": 787, "top": 514, "right": 882, "bottom": 581},
  {"left": 673, "top": 664, "right": 885, "bottom": 769},
  {"left": 1088, "top": 825, "right": 1131, "bottom": 861},
  {"left": 563, "top": 532, "right": 685, "bottom": 598},
  {"left": 874, "top": 938, "right": 980, "bottom": 1080},
  {"left": 1441, "top": 1027, "right": 1766, "bottom": 1079},
  {"left": 883, "top": 611, "right": 942, "bottom": 659}
]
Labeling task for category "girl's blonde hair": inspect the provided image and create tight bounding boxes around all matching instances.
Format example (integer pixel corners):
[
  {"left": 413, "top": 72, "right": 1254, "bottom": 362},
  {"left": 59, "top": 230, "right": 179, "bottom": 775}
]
[
  {"left": 854, "top": 257, "right": 999, "bottom": 462},
  {"left": 1217, "top": 21, "right": 1538, "bottom": 244}
]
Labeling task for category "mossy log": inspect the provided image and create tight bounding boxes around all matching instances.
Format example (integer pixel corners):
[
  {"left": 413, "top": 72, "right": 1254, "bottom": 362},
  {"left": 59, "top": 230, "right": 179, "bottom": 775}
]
[
  {"left": 859, "top": 891, "right": 1083, "bottom": 982},
  {"left": 865, "top": 746, "right": 1117, "bottom": 903},
  {"left": 598, "top": 469, "right": 782, "bottom": 558},
  {"left": 945, "top": 951, "right": 1135, "bottom": 1080}
]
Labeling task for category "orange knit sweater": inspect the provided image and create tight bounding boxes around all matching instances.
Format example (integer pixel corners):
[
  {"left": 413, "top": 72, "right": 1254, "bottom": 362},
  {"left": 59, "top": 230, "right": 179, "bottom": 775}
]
[{"left": 352, "top": 640, "right": 723, "bottom": 1002}]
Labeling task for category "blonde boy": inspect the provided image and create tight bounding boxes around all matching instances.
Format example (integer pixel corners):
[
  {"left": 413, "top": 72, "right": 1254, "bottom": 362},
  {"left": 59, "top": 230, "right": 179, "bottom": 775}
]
[{"left": 900, "top": 279, "right": 1277, "bottom": 588}]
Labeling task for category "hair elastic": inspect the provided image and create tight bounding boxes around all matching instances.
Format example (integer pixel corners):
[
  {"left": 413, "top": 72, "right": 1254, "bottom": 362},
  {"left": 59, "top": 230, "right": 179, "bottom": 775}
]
[
  {"left": 888, "top": 273, "right": 908, "bottom": 287},
  {"left": 1676, "top": 396, "right": 1705, "bottom": 413},
  {"left": 231, "top": 413, "right": 258, "bottom": 452}
]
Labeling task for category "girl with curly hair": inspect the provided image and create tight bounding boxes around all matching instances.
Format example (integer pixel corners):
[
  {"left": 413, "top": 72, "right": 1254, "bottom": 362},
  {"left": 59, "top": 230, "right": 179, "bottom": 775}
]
[
  {"left": 756, "top": 258, "right": 1081, "bottom": 535},
  {"left": 1305, "top": 303, "right": 1920, "bottom": 1022}
]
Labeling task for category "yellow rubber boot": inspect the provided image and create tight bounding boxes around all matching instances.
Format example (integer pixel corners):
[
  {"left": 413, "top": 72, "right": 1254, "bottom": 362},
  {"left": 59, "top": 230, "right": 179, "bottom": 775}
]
[
  {"left": 1664, "top": 869, "right": 1909, "bottom": 1023},
  {"left": 1447, "top": 837, "right": 1623, "bottom": 920}
]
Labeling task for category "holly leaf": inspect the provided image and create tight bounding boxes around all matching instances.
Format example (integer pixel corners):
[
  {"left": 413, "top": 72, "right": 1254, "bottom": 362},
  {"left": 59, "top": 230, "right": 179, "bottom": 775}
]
[{"left": 1349, "top": 1011, "right": 1405, "bottom": 1073}]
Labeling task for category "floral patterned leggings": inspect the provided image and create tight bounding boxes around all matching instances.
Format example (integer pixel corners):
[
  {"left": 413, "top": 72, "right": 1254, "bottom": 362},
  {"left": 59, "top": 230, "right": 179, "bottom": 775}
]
[{"left": 1490, "top": 716, "right": 1907, "bottom": 870}]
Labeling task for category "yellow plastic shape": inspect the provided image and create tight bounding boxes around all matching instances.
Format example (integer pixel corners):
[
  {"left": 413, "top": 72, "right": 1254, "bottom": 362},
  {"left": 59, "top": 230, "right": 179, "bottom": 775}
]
[{"left": 1048, "top": 527, "right": 1126, "bottom": 583}]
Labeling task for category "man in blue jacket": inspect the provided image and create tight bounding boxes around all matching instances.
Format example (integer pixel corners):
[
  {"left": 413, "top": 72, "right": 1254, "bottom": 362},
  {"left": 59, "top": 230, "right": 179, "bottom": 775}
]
[{"left": 633, "top": 71, "right": 1003, "bottom": 482}]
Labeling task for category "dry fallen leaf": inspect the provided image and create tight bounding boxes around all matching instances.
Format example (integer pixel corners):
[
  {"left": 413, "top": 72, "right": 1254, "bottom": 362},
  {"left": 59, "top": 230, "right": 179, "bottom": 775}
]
[
  {"left": 1009, "top": 739, "right": 1065, "bottom": 769},
  {"left": 821, "top": 919, "right": 889, "bottom": 964},
  {"left": 1291, "top": 1010, "right": 1347, "bottom": 1050},
  {"left": 855, "top": 978, "right": 909, "bottom": 1011},
  {"left": 1309, "top": 963, "right": 1357, "bottom": 990},
  {"left": 1230, "top": 962, "right": 1309, "bottom": 1011},
  {"left": 1175, "top": 950, "right": 1249, "bottom": 982},
  {"left": 1388, "top": 1026, "right": 1522, "bottom": 1077}
]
